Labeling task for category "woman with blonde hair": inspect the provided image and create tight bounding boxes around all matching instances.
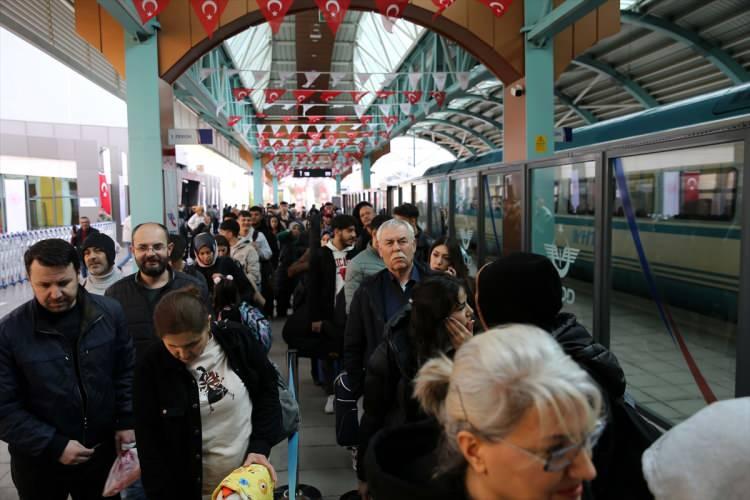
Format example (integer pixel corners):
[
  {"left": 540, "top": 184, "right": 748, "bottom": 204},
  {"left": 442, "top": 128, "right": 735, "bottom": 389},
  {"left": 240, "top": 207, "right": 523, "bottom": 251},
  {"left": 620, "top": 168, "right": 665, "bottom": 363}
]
[{"left": 364, "top": 325, "right": 604, "bottom": 500}]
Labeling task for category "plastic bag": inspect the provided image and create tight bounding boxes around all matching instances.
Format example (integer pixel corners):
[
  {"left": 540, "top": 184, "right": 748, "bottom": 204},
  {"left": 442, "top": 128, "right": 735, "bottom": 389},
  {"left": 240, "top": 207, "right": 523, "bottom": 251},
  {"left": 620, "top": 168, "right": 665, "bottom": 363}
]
[{"left": 102, "top": 448, "right": 141, "bottom": 497}]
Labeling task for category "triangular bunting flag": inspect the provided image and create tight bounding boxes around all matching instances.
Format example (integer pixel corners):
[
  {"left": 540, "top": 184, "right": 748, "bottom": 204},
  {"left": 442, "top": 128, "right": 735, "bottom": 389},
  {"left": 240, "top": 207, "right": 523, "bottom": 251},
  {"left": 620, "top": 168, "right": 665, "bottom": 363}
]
[
  {"left": 457, "top": 72, "right": 470, "bottom": 90},
  {"left": 232, "top": 87, "right": 253, "bottom": 101},
  {"left": 431, "top": 0, "right": 456, "bottom": 19},
  {"left": 382, "top": 73, "right": 397, "bottom": 86},
  {"left": 279, "top": 71, "right": 295, "bottom": 87},
  {"left": 408, "top": 72, "right": 422, "bottom": 88},
  {"left": 315, "top": 0, "right": 351, "bottom": 35},
  {"left": 403, "top": 90, "right": 423, "bottom": 104},
  {"left": 252, "top": 70, "right": 269, "bottom": 85},
  {"left": 331, "top": 72, "right": 346, "bottom": 87},
  {"left": 360, "top": 115, "right": 373, "bottom": 125},
  {"left": 227, "top": 116, "right": 242, "bottom": 127},
  {"left": 378, "top": 104, "right": 391, "bottom": 116},
  {"left": 190, "top": 0, "right": 229, "bottom": 39},
  {"left": 303, "top": 71, "right": 321, "bottom": 88},
  {"left": 477, "top": 0, "right": 513, "bottom": 17},
  {"left": 374, "top": 0, "right": 408, "bottom": 25},
  {"left": 302, "top": 104, "right": 316, "bottom": 116},
  {"left": 432, "top": 72, "right": 447, "bottom": 91},
  {"left": 356, "top": 73, "right": 371, "bottom": 87},
  {"left": 353, "top": 104, "right": 367, "bottom": 118},
  {"left": 216, "top": 101, "right": 227, "bottom": 115},
  {"left": 264, "top": 88, "right": 286, "bottom": 104},
  {"left": 227, "top": 69, "right": 241, "bottom": 77},
  {"left": 321, "top": 91, "right": 342, "bottom": 103},
  {"left": 200, "top": 68, "right": 215, "bottom": 81},
  {"left": 301, "top": 124, "right": 311, "bottom": 133},
  {"left": 349, "top": 91, "right": 368, "bottom": 104},
  {"left": 271, "top": 124, "right": 282, "bottom": 136},
  {"left": 132, "top": 0, "right": 171, "bottom": 24},
  {"left": 384, "top": 115, "right": 398, "bottom": 132},
  {"left": 257, "top": 0, "right": 294, "bottom": 34},
  {"left": 399, "top": 103, "right": 411, "bottom": 116},
  {"left": 376, "top": 90, "right": 395, "bottom": 99},
  {"left": 293, "top": 90, "right": 317, "bottom": 103}
]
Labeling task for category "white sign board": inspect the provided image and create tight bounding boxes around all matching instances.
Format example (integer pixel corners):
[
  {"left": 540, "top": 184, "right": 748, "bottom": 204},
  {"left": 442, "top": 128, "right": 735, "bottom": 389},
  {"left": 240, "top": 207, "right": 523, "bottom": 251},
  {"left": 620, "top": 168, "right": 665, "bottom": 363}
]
[
  {"left": 4, "top": 178, "right": 28, "bottom": 233},
  {"left": 168, "top": 129, "right": 214, "bottom": 145}
]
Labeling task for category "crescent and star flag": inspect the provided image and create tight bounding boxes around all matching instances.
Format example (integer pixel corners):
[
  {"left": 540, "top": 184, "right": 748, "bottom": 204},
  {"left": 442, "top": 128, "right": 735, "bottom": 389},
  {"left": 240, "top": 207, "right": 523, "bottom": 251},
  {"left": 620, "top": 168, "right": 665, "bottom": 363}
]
[
  {"left": 360, "top": 115, "right": 373, "bottom": 125},
  {"left": 430, "top": 90, "right": 447, "bottom": 107},
  {"left": 256, "top": 112, "right": 267, "bottom": 119},
  {"left": 321, "top": 91, "right": 342, "bottom": 103},
  {"left": 431, "top": 0, "right": 456, "bottom": 19},
  {"left": 335, "top": 116, "right": 348, "bottom": 123},
  {"left": 190, "top": 0, "right": 229, "bottom": 38},
  {"left": 308, "top": 116, "right": 323, "bottom": 124},
  {"left": 349, "top": 91, "right": 368, "bottom": 104},
  {"left": 376, "top": 90, "right": 395, "bottom": 99},
  {"left": 315, "top": 0, "right": 351, "bottom": 34},
  {"left": 403, "top": 90, "right": 423, "bottom": 104},
  {"left": 257, "top": 0, "right": 293, "bottom": 33},
  {"left": 264, "top": 88, "right": 286, "bottom": 104},
  {"left": 683, "top": 172, "right": 700, "bottom": 202},
  {"left": 133, "top": 0, "right": 171, "bottom": 24},
  {"left": 477, "top": 0, "right": 513, "bottom": 17},
  {"left": 232, "top": 87, "right": 253, "bottom": 100},
  {"left": 384, "top": 115, "right": 398, "bottom": 131},
  {"left": 227, "top": 116, "right": 242, "bottom": 127},
  {"left": 98, "top": 173, "right": 111, "bottom": 215}
]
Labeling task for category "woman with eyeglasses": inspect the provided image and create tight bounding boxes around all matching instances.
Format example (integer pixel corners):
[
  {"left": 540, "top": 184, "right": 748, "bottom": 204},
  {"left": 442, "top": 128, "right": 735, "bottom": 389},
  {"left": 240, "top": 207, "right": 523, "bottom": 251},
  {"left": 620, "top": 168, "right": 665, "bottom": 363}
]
[
  {"left": 134, "top": 286, "right": 281, "bottom": 499},
  {"left": 356, "top": 275, "right": 474, "bottom": 499},
  {"left": 364, "top": 324, "right": 603, "bottom": 500}
]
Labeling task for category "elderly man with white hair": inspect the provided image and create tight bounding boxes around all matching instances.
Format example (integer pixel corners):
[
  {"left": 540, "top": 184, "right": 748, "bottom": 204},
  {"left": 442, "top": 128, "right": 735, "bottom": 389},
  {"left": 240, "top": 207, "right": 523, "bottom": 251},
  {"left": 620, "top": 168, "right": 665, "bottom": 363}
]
[{"left": 343, "top": 218, "right": 432, "bottom": 395}]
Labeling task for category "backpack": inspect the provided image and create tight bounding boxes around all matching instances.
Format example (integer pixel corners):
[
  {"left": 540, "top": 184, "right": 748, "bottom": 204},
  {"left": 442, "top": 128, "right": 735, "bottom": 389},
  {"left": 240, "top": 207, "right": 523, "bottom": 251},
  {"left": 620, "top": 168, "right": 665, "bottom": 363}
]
[{"left": 228, "top": 302, "right": 272, "bottom": 354}]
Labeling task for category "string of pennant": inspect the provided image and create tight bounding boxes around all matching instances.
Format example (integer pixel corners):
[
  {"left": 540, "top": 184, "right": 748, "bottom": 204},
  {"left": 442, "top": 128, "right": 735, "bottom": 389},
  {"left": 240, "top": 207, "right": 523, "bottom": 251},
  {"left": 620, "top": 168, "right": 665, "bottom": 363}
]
[{"left": 132, "top": 0, "right": 513, "bottom": 38}]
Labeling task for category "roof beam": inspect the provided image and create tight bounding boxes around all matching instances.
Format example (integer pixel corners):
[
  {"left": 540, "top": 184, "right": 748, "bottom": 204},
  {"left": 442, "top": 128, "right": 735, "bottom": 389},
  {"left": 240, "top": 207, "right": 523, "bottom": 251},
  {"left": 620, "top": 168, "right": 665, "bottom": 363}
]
[
  {"left": 456, "top": 93, "right": 504, "bottom": 108},
  {"left": 411, "top": 128, "right": 479, "bottom": 157},
  {"left": 572, "top": 55, "right": 658, "bottom": 108},
  {"left": 416, "top": 119, "right": 496, "bottom": 149},
  {"left": 554, "top": 89, "right": 598, "bottom": 124},
  {"left": 97, "top": 0, "right": 155, "bottom": 39},
  {"left": 526, "top": 0, "right": 609, "bottom": 47},
  {"left": 621, "top": 11, "right": 750, "bottom": 84},
  {"left": 436, "top": 109, "right": 504, "bottom": 130}
]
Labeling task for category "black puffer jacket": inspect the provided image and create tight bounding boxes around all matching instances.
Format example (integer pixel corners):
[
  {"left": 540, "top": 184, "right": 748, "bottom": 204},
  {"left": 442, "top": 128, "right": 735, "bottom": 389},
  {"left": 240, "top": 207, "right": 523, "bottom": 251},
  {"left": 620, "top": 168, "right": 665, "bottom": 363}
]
[
  {"left": 134, "top": 321, "right": 281, "bottom": 500},
  {"left": 0, "top": 288, "right": 134, "bottom": 461}
]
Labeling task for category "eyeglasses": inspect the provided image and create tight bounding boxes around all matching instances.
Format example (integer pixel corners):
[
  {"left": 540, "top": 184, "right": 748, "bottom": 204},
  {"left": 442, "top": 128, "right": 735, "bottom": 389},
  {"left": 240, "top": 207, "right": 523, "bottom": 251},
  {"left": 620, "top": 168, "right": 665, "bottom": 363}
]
[
  {"left": 134, "top": 243, "right": 167, "bottom": 253},
  {"left": 455, "top": 385, "right": 604, "bottom": 472}
]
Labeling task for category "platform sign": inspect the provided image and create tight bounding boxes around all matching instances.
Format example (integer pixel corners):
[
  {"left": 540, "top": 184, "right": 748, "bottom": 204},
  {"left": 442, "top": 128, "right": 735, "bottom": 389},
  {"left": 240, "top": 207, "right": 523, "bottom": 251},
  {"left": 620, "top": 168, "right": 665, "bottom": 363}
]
[
  {"left": 535, "top": 135, "right": 548, "bottom": 153},
  {"left": 168, "top": 129, "right": 214, "bottom": 145},
  {"left": 554, "top": 127, "right": 573, "bottom": 143},
  {"left": 293, "top": 169, "right": 332, "bottom": 178}
]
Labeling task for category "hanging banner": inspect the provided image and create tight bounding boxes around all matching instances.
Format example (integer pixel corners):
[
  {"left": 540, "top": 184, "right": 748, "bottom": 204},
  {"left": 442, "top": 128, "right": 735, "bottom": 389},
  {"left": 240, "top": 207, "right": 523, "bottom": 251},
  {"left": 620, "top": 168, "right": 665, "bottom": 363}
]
[
  {"left": 432, "top": 72, "right": 448, "bottom": 91},
  {"left": 378, "top": 104, "right": 391, "bottom": 116},
  {"left": 360, "top": 115, "right": 373, "bottom": 125},
  {"left": 227, "top": 116, "right": 242, "bottom": 127},
  {"left": 190, "top": 0, "right": 229, "bottom": 39},
  {"left": 430, "top": 90, "right": 447, "bottom": 107},
  {"left": 315, "top": 0, "right": 351, "bottom": 35},
  {"left": 457, "top": 72, "right": 470, "bottom": 90},
  {"left": 279, "top": 71, "right": 295, "bottom": 87},
  {"left": 331, "top": 72, "right": 346, "bottom": 87},
  {"left": 293, "top": 90, "right": 317, "bottom": 103},
  {"left": 384, "top": 115, "right": 398, "bottom": 131},
  {"left": 133, "top": 0, "right": 171, "bottom": 24},
  {"left": 349, "top": 91, "right": 369, "bottom": 104},
  {"left": 99, "top": 173, "right": 112, "bottom": 215},
  {"left": 375, "top": 0, "right": 408, "bottom": 26},
  {"left": 356, "top": 73, "right": 372, "bottom": 86},
  {"left": 232, "top": 87, "right": 253, "bottom": 100},
  {"left": 303, "top": 71, "right": 321, "bottom": 88},
  {"left": 252, "top": 70, "right": 269, "bottom": 84},
  {"left": 408, "top": 72, "right": 422, "bottom": 88},
  {"left": 477, "top": 0, "right": 513, "bottom": 17},
  {"left": 403, "top": 90, "right": 423, "bottom": 104},
  {"left": 199, "top": 68, "right": 215, "bottom": 81},
  {"left": 264, "top": 88, "right": 286, "bottom": 104},
  {"left": 399, "top": 103, "right": 412, "bottom": 116},
  {"left": 321, "top": 91, "right": 342, "bottom": 103},
  {"left": 258, "top": 0, "right": 294, "bottom": 35}
]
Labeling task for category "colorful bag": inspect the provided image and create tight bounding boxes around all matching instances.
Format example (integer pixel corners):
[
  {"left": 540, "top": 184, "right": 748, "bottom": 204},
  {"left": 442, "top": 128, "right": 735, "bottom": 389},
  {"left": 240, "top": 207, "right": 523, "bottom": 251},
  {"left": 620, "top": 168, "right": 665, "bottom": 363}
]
[
  {"left": 211, "top": 464, "right": 274, "bottom": 500},
  {"left": 102, "top": 448, "right": 140, "bottom": 497},
  {"left": 238, "top": 302, "right": 272, "bottom": 353}
]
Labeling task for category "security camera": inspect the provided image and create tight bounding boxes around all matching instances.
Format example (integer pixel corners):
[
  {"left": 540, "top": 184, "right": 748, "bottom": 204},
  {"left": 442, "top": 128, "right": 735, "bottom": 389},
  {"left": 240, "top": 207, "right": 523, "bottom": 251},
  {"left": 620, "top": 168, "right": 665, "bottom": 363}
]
[{"left": 510, "top": 85, "right": 525, "bottom": 97}]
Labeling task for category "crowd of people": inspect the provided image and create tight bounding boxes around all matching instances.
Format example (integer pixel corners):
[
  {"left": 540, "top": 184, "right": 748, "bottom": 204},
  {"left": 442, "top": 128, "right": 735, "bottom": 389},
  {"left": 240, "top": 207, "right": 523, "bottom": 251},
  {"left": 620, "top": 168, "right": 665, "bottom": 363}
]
[{"left": 0, "top": 198, "right": 747, "bottom": 500}]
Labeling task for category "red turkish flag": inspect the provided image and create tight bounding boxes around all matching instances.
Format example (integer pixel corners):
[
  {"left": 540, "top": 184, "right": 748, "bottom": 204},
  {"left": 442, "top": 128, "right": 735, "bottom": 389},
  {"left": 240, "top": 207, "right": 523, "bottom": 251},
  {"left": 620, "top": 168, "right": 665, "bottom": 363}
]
[
  {"left": 477, "top": 0, "right": 513, "bottom": 17},
  {"left": 190, "top": 0, "right": 229, "bottom": 39},
  {"left": 315, "top": 0, "right": 351, "bottom": 35},
  {"left": 274, "top": 130, "right": 286, "bottom": 138},
  {"left": 374, "top": 0, "right": 408, "bottom": 22},
  {"left": 321, "top": 91, "right": 342, "bottom": 103},
  {"left": 430, "top": 90, "right": 447, "bottom": 107},
  {"left": 132, "top": 0, "right": 171, "bottom": 24},
  {"left": 683, "top": 172, "right": 700, "bottom": 202},
  {"left": 282, "top": 115, "right": 294, "bottom": 123},
  {"left": 431, "top": 0, "right": 456, "bottom": 19},
  {"left": 293, "top": 90, "right": 317, "bottom": 103},
  {"left": 256, "top": 112, "right": 267, "bottom": 119},
  {"left": 272, "top": 140, "right": 284, "bottom": 152},
  {"left": 232, "top": 87, "right": 253, "bottom": 100},
  {"left": 403, "top": 91, "right": 423, "bottom": 104},
  {"left": 258, "top": 0, "right": 294, "bottom": 34},
  {"left": 335, "top": 116, "right": 348, "bottom": 123},
  {"left": 384, "top": 115, "right": 398, "bottom": 130},
  {"left": 376, "top": 90, "right": 395, "bottom": 99},
  {"left": 349, "top": 91, "right": 368, "bottom": 104},
  {"left": 308, "top": 116, "right": 323, "bottom": 124},
  {"left": 360, "top": 115, "right": 373, "bottom": 125},
  {"left": 309, "top": 132, "right": 323, "bottom": 142},
  {"left": 227, "top": 116, "right": 242, "bottom": 127},
  {"left": 380, "top": 131, "right": 390, "bottom": 140},
  {"left": 289, "top": 132, "right": 302, "bottom": 140},
  {"left": 98, "top": 173, "right": 111, "bottom": 215},
  {"left": 346, "top": 131, "right": 358, "bottom": 140},
  {"left": 264, "top": 88, "right": 286, "bottom": 104}
]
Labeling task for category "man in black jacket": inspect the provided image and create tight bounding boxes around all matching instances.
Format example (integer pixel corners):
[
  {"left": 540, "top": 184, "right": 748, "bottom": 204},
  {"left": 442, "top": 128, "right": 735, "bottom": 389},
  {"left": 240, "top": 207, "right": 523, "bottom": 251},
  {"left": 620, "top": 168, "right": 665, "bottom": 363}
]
[
  {"left": 344, "top": 218, "right": 429, "bottom": 394},
  {"left": 106, "top": 222, "right": 207, "bottom": 361},
  {"left": 0, "top": 239, "right": 134, "bottom": 499}
]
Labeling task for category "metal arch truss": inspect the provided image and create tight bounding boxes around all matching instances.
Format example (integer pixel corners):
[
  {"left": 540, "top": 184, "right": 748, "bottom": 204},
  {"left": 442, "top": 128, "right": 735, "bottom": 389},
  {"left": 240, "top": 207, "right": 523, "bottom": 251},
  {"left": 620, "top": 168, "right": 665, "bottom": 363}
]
[
  {"left": 554, "top": 88, "right": 597, "bottom": 124},
  {"left": 410, "top": 128, "right": 479, "bottom": 157},
  {"left": 572, "top": 55, "right": 658, "bottom": 109},
  {"left": 414, "top": 119, "right": 497, "bottom": 149},
  {"left": 441, "top": 108, "right": 503, "bottom": 131},
  {"left": 621, "top": 11, "right": 750, "bottom": 85}
]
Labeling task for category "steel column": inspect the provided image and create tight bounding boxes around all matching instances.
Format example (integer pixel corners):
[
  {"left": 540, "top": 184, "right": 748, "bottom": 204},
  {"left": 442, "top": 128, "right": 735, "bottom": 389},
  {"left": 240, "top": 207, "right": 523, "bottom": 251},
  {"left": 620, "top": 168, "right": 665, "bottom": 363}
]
[
  {"left": 253, "top": 154, "right": 264, "bottom": 206},
  {"left": 362, "top": 156, "right": 372, "bottom": 190},
  {"left": 272, "top": 175, "right": 279, "bottom": 204},
  {"left": 336, "top": 175, "right": 342, "bottom": 195},
  {"left": 525, "top": 0, "right": 556, "bottom": 159}
]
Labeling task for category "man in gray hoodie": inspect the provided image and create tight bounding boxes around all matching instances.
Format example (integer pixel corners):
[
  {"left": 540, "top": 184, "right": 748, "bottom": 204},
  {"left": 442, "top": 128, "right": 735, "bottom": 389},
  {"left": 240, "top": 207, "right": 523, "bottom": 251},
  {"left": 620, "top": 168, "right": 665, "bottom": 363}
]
[{"left": 344, "top": 214, "right": 391, "bottom": 313}]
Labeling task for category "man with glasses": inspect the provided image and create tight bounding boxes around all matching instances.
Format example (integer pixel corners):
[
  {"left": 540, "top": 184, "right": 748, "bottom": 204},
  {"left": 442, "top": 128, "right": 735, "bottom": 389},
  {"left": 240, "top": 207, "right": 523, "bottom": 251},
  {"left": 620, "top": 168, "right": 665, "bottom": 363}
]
[{"left": 106, "top": 222, "right": 207, "bottom": 361}]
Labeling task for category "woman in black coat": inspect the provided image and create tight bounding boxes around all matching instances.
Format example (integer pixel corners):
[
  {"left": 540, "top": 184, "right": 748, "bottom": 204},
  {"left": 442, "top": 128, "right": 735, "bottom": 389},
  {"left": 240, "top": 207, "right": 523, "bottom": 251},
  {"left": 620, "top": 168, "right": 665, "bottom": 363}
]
[
  {"left": 356, "top": 275, "right": 474, "bottom": 498},
  {"left": 134, "top": 286, "right": 281, "bottom": 499}
]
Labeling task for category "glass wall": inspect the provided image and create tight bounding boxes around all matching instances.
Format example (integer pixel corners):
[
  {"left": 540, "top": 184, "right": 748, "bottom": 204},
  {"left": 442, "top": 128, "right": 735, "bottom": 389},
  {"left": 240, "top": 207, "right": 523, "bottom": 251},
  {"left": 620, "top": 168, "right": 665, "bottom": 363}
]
[
  {"left": 609, "top": 142, "right": 742, "bottom": 424},
  {"left": 430, "top": 180, "right": 449, "bottom": 238},
  {"left": 414, "top": 183, "right": 428, "bottom": 232},
  {"left": 483, "top": 171, "right": 523, "bottom": 262},
  {"left": 454, "top": 176, "right": 479, "bottom": 276},
  {"left": 401, "top": 183, "right": 412, "bottom": 204},
  {"left": 2, "top": 174, "right": 79, "bottom": 231},
  {"left": 389, "top": 187, "right": 398, "bottom": 212},
  {"left": 530, "top": 162, "right": 596, "bottom": 330}
]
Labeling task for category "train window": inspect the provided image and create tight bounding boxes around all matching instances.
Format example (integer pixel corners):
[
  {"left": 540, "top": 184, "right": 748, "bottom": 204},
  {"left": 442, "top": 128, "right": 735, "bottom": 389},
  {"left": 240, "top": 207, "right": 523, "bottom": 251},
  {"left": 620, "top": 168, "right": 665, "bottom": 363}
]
[
  {"left": 530, "top": 162, "right": 596, "bottom": 332},
  {"left": 401, "top": 184, "right": 412, "bottom": 204},
  {"left": 454, "top": 176, "right": 479, "bottom": 276},
  {"left": 430, "top": 180, "right": 449, "bottom": 238},
  {"left": 414, "top": 183, "right": 428, "bottom": 231},
  {"left": 610, "top": 141, "right": 743, "bottom": 425},
  {"left": 483, "top": 172, "right": 523, "bottom": 262}
]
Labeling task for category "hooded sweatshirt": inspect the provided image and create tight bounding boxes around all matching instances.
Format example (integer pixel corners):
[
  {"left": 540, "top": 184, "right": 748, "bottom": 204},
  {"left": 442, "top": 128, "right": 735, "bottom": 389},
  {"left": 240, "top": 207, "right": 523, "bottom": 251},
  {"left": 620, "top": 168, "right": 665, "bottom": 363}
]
[{"left": 642, "top": 397, "right": 750, "bottom": 500}]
